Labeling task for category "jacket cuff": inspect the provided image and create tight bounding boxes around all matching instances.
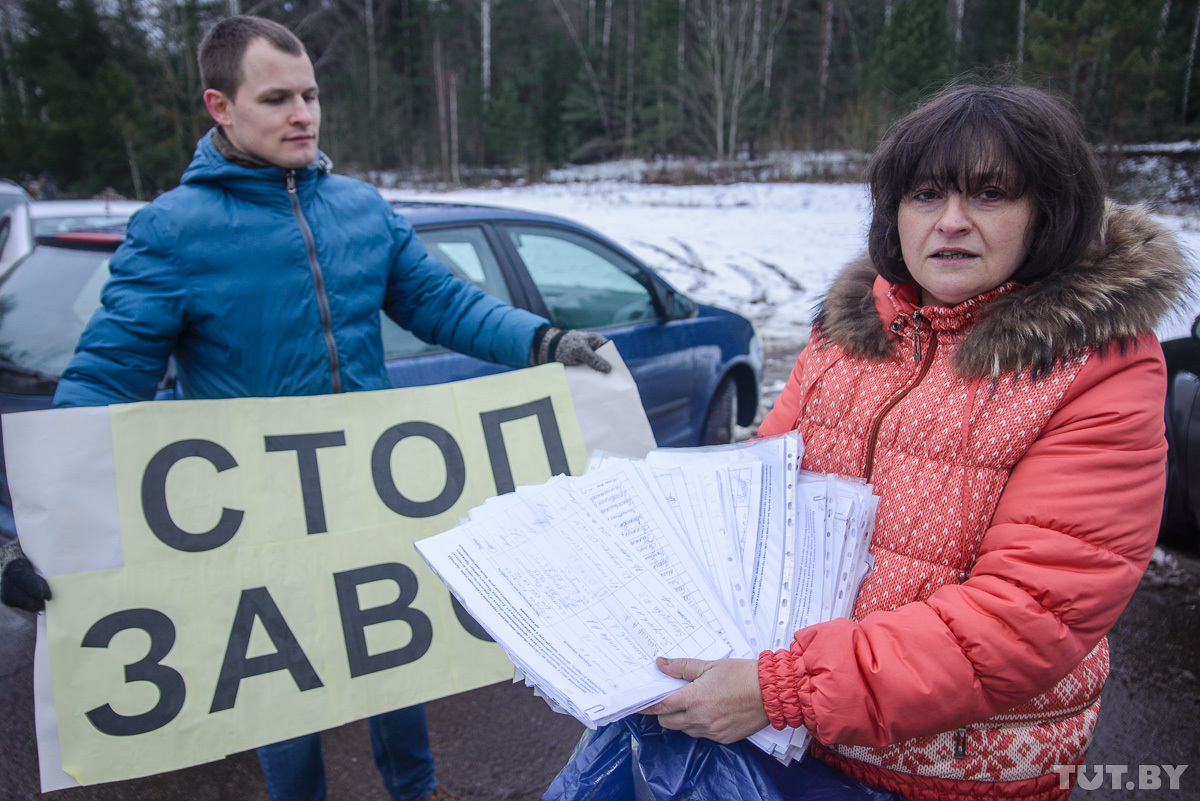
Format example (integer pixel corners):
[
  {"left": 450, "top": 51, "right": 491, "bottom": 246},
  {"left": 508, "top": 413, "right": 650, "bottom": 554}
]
[
  {"left": 759, "top": 645, "right": 811, "bottom": 731},
  {"left": 530, "top": 324, "right": 562, "bottom": 366},
  {"left": 0, "top": 539, "right": 25, "bottom": 574}
]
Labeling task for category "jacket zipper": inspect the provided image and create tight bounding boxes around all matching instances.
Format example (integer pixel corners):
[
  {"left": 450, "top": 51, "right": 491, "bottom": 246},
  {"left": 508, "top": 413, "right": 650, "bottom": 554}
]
[
  {"left": 863, "top": 312, "right": 936, "bottom": 483},
  {"left": 953, "top": 726, "right": 968, "bottom": 759},
  {"left": 287, "top": 171, "right": 342, "bottom": 393}
]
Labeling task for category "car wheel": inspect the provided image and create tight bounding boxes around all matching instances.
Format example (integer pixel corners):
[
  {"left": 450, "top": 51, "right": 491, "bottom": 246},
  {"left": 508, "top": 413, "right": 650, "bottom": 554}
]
[
  {"left": 701, "top": 376, "right": 738, "bottom": 445},
  {"left": 1162, "top": 352, "right": 1200, "bottom": 549}
]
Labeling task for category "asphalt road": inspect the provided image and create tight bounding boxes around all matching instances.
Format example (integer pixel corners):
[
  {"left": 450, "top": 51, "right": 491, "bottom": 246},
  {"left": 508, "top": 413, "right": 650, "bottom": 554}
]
[{"left": 2, "top": 351, "right": 1198, "bottom": 800}]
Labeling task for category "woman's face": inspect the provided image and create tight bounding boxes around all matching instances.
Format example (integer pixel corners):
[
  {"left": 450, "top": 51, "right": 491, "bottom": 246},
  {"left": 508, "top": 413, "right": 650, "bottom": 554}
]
[{"left": 897, "top": 179, "right": 1036, "bottom": 307}]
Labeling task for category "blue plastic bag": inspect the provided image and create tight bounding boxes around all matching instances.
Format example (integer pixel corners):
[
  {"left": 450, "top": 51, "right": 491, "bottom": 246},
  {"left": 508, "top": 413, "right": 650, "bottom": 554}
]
[{"left": 540, "top": 715, "right": 900, "bottom": 801}]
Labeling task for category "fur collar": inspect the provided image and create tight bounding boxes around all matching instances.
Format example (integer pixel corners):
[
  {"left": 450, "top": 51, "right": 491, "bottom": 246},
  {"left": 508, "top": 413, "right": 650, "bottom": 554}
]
[{"left": 814, "top": 203, "right": 1195, "bottom": 378}]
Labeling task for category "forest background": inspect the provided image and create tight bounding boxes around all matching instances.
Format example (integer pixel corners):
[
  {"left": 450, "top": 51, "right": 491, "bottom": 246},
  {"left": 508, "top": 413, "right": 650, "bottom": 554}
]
[{"left": 3, "top": 0, "right": 1200, "bottom": 198}]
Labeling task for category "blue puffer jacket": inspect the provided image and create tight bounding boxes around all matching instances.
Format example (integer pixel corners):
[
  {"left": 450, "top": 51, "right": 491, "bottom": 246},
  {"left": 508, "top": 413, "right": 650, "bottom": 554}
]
[{"left": 54, "top": 131, "right": 546, "bottom": 407}]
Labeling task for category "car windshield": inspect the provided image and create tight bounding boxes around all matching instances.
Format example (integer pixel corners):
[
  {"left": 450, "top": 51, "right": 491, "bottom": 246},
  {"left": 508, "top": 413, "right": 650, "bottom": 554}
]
[{"left": 0, "top": 247, "right": 109, "bottom": 377}]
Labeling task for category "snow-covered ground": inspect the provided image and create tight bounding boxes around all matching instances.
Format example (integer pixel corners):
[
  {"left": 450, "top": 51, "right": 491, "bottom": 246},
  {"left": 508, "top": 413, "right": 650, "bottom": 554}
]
[{"left": 387, "top": 181, "right": 1200, "bottom": 349}]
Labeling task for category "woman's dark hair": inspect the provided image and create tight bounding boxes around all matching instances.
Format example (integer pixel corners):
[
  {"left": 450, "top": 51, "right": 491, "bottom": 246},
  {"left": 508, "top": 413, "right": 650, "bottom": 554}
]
[{"left": 866, "top": 83, "right": 1104, "bottom": 285}]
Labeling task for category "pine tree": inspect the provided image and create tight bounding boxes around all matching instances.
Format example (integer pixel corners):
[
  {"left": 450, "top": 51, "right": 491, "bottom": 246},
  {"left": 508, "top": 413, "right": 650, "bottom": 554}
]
[
  {"left": 869, "top": 0, "right": 954, "bottom": 109},
  {"left": 12, "top": 0, "right": 121, "bottom": 192}
]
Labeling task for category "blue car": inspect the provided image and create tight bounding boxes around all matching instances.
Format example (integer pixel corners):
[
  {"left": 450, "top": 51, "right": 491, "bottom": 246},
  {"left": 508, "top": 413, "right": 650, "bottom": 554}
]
[{"left": 0, "top": 199, "right": 762, "bottom": 541}]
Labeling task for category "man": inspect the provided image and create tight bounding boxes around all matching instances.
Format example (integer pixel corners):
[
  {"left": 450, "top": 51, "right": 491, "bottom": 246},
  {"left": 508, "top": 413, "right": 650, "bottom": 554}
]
[{"left": 0, "top": 14, "right": 608, "bottom": 801}]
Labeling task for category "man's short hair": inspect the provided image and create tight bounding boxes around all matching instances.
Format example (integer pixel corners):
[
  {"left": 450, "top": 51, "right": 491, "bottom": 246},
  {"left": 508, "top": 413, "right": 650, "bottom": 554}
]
[
  {"left": 866, "top": 82, "right": 1104, "bottom": 287},
  {"left": 199, "top": 15, "right": 305, "bottom": 99}
]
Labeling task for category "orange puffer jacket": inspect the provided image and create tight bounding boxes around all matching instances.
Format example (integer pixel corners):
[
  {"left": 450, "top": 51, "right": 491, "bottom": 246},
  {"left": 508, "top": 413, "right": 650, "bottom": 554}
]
[{"left": 756, "top": 205, "right": 1190, "bottom": 801}]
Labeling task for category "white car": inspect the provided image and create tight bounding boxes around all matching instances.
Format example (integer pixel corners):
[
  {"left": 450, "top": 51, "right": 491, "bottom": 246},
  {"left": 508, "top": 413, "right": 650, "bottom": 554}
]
[
  {"left": 0, "top": 179, "right": 31, "bottom": 218},
  {"left": 0, "top": 199, "right": 146, "bottom": 277}
]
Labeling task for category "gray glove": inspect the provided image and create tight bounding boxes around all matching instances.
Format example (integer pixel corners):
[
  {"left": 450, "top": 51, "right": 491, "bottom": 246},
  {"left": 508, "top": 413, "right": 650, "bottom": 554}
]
[
  {"left": 532, "top": 327, "right": 612, "bottom": 373},
  {"left": 0, "top": 539, "right": 51, "bottom": 613}
]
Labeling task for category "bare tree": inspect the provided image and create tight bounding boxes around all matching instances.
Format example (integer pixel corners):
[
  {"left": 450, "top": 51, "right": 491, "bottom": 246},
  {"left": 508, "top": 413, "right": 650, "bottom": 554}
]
[
  {"left": 677, "top": 0, "right": 686, "bottom": 76},
  {"left": 1145, "top": 0, "right": 1171, "bottom": 130},
  {"left": 625, "top": 0, "right": 636, "bottom": 153},
  {"left": 677, "top": 0, "right": 687, "bottom": 123},
  {"left": 1186, "top": 0, "right": 1200, "bottom": 121},
  {"left": 550, "top": 0, "right": 614, "bottom": 143},
  {"left": 762, "top": 0, "right": 787, "bottom": 93},
  {"left": 750, "top": 0, "right": 763, "bottom": 70},
  {"left": 118, "top": 117, "right": 144, "bottom": 200},
  {"left": 433, "top": 32, "right": 450, "bottom": 180},
  {"left": 481, "top": 0, "right": 491, "bottom": 105},
  {"left": 681, "top": 0, "right": 791, "bottom": 160},
  {"left": 816, "top": 1, "right": 833, "bottom": 138},
  {"left": 364, "top": 0, "right": 379, "bottom": 163},
  {"left": 449, "top": 70, "right": 460, "bottom": 184},
  {"left": 602, "top": 0, "right": 613, "bottom": 66},
  {"left": 0, "top": 0, "right": 26, "bottom": 121},
  {"left": 1017, "top": 0, "right": 1026, "bottom": 71}
]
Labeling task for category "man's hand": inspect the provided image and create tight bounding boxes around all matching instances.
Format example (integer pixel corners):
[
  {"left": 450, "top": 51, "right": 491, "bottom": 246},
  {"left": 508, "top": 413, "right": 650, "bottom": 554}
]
[
  {"left": 554, "top": 330, "right": 611, "bottom": 372},
  {"left": 532, "top": 326, "right": 612, "bottom": 373},
  {"left": 0, "top": 541, "right": 51, "bottom": 613},
  {"left": 642, "top": 656, "right": 769, "bottom": 744}
]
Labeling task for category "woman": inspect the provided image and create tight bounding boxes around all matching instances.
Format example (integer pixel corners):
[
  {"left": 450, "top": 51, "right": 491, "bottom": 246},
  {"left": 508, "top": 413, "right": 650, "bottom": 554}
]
[{"left": 644, "top": 84, "right": 1191, "bottom": 799}]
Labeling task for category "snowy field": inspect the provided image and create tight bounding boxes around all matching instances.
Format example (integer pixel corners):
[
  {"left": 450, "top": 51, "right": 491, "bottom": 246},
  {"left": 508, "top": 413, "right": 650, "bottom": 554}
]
[{"left": 389, "top": 181, "right": 1200, "bottom": 351}]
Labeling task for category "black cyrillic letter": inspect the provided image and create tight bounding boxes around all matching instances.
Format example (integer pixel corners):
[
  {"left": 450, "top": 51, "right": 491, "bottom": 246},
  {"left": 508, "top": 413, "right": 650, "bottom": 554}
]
[
  {"left": 81, "top": 608, "right": 186, "bottom": 736},
  {"left": 333, "top": 563, "right": 433, "bottom": 677},
  {"left": 370, "top": 422, "right": 464, "bottom": 518},
  {"left": 209, "top": 588, "right": 323, "bottom": 713},
  {"left": 264, "top": 431, "right": 347, "bottom": 534},
  {"left": 141, "top": 439, "right": 243, "bottom": 552},
  {"left": 451, "top": 595, "right": 494, "bottom": 642},
  {"left": 479, "top": 397, "right": 569, "bottom": 495}
]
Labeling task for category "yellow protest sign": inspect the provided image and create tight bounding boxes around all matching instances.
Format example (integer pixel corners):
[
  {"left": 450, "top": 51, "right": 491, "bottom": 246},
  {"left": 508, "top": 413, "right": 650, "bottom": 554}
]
[{"left": 35, "top": 365, "right": 585, "bottom": 784}]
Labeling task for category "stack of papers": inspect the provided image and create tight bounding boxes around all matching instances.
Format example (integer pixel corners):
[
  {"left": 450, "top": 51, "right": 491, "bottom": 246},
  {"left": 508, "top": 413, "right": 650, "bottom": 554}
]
[{"left": 415, "top": 432, "right": 878, "bottom": 763}]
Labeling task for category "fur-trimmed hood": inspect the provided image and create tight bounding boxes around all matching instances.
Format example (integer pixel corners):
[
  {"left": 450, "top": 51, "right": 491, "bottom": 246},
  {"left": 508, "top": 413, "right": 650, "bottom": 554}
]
[{"left": 815, "top": 203, "right": 1195, "bottom": 378}]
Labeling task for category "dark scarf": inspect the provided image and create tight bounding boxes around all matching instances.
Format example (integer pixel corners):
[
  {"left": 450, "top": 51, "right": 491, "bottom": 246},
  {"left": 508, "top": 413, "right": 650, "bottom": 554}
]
[{"left": 211, "top": 126, "right": 274, "bottom": 169}]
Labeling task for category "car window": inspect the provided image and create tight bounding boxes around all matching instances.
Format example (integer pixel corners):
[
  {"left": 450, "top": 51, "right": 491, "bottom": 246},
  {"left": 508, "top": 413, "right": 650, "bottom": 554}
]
[
  {"left": 32, "top": 215, "right": 130, "bottom": 237},
  {"left": 0, "top": 247, "right": 111, "bottom": 377},
  {"left": 380, "top": 226, "right": 512, "bottom": 360},
  {"left": 503, "top": 225, "right": 659, "bottom": 330},
  {"left": 0, "top": 195, "right": 26, "bottom": 217}
]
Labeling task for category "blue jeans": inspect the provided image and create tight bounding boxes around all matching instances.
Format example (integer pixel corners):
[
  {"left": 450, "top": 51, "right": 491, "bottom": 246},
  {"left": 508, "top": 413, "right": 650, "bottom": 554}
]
[{"left": 257, "top": 704, "right": 436, "bottom": 801}]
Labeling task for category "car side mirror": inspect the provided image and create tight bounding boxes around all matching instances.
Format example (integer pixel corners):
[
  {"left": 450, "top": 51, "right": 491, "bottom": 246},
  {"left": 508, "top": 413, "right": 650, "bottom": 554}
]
[
  {"left": 660, "top": 288, "right": 676, "bottom": 319},
  {"left": 660, "top": 289, "right": 695, "bottom": 321}
]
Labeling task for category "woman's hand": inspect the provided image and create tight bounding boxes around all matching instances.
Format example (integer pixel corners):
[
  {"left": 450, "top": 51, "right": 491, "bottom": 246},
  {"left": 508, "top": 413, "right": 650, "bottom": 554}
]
[{"left": 642, "top": 656, "right": 770, "bottom": 744}]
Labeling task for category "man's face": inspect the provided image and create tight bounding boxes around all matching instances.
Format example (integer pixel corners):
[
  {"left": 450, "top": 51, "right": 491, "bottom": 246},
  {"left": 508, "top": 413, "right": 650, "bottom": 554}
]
[{"left": 203, "top": 38, "right": 320, "bottom": 170}]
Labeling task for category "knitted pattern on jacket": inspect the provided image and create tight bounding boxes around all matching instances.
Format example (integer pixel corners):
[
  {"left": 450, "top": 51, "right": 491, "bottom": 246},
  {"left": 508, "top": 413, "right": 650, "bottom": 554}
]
[{"left": 757, "top": 204, "right": 1192, "bottom": 801}]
